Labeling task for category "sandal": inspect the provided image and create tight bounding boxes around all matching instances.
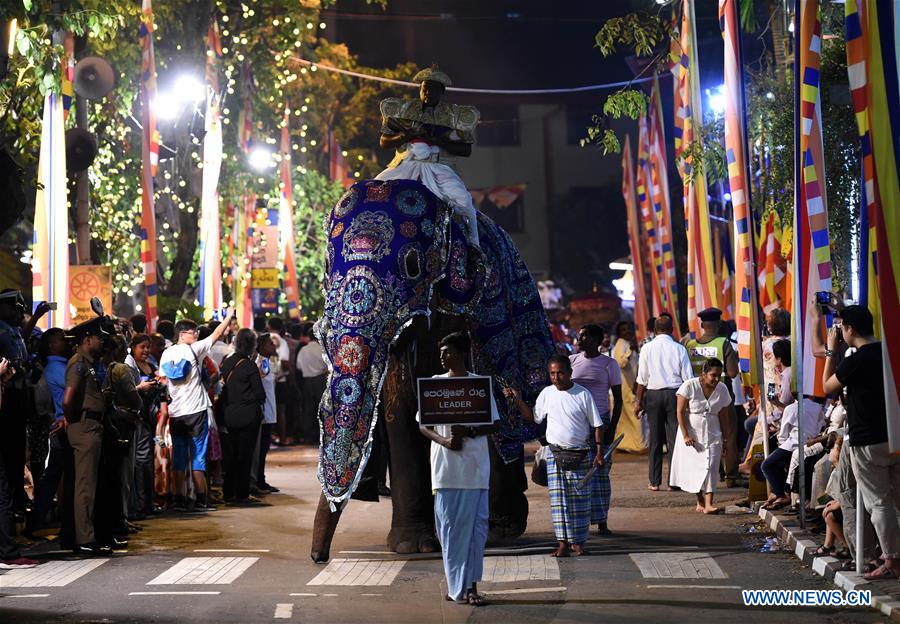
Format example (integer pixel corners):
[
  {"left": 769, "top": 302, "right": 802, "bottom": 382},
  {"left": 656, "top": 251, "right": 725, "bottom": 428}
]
[
  {"left": 466, "top": 592, "right": 488, "bottom": 607},
  {"left": 813, "top": 545, "right": 835, "bottom": 557},
  {"left": 863, "top": 563, "right": 897, "bottom": 581}
]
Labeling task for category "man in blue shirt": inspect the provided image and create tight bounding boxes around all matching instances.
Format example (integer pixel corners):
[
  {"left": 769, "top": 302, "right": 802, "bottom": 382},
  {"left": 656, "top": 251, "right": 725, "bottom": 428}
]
[{"left": 27, "top": 328, "right": 76, "bottom": 547}]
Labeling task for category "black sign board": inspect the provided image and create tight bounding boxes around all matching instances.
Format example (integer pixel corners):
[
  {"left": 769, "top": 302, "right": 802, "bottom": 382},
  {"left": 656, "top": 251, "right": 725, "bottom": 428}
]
[{"left": 416, "top": 376, "right": 494, "bottom": 426}]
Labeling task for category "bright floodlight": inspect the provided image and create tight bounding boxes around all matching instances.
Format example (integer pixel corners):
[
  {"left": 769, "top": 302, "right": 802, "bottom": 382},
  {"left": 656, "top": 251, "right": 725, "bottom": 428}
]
[
  {"left": 154, "top": 91, "right": 180, "bottom": 120},
  {"left": 249, "top": 147, "right": 274, "bottom": 171},
  {"left": 173, "top": 74, "right": 206, "bottom": 104},
  {"left": 707, "top": 85, "right": 726, "bottom": 115}
]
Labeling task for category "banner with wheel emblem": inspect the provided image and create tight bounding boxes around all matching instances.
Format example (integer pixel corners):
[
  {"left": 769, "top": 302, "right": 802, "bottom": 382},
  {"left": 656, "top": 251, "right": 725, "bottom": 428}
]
[{"left": 69, "top": 265, "right": 112, "bottom": 325}]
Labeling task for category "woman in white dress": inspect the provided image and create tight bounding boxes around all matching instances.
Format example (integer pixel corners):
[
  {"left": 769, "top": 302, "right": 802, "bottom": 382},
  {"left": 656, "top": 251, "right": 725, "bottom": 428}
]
[{"left": 670, "top": 358, "right": 732, "bottom": 514}]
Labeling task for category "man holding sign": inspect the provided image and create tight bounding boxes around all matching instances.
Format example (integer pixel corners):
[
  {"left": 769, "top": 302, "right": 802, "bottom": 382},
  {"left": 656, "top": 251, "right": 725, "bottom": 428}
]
[{"left": 417, "top": 332, "right": 499, "bottom": 607}]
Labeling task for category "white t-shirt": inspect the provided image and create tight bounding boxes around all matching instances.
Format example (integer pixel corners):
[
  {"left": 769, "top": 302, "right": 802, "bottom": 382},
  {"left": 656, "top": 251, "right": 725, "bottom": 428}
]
[
  {"left": 533, "top": 383, "right": 603, "bottom": 448},
  {"left": 416, "top": 373, "right": 500, "bottom": 490},
  {"left": 159, "top": 336, "right": 214, "bottom": 418},
  {"left": 777, "top": 399, "right": 825, "bottom": 452},
  {"left": 297, "top": 341, "right": 328, "bottom": 378},
  {"left": 257, "top": 355, "right": 277, "bottom": 424},
  {"left": 209, "top": 340, "right": 233, "bottom": 368},
  {"left": 273, "top": 335, "right": 289, "bottom": 383}
]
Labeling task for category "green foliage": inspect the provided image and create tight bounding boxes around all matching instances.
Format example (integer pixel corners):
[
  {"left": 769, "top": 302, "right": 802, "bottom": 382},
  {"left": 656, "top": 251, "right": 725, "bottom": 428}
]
[
  {"left": 594, "top": 13, "right": 670, "bottom": 58},
  {"left": 601, "top": 89, "right": 650, "bottom": 121}
]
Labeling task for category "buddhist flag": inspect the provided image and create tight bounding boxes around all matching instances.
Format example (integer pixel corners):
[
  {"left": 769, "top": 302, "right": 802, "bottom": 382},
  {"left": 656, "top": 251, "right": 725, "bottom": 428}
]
[
  {"left": 139, "top": 0, "right": 159, "bottom": 329},
  {"left": 198, "top": 18, "right": 223, "bottom": 320},
  {"left": 720, "top": 0, "right": 763, "bottom": 385},
  {"left": 647, "top": 74, "right": 680, "bottom": 332},
  {"left": 233, "top": 193, "right": 255, "bottom": 329},
  {"left": 757, "top": 210, "right": 788, "bottom": 313},
  {"left": 676, "top": 0, "right": 719, "bottom": 337},
  {"left": 238, "top": 63, "right": 255, "bottom": 153},
  {"left": 793, "top": 0, "right": 832, "bottom": 397},
  {"left": 622, "top": 136, "right": 650, "bottom": 341},
  {"left": 280, "top": 110, "right": 301, "bottom": 319},
  {"left": 637, "top": 112, "right": 666, "bottom": 317},
  {"left": 32, "top": 93, "right": 70, "bottom": 330},
  {"left": 720, "top": 254, "right": 735, "bottom": 322},
  {"left": 61, "top": 33, "right": 75, "bottom": 122},
  {"left": 845, "top": 0, "right": 900, "bottom": 452}
]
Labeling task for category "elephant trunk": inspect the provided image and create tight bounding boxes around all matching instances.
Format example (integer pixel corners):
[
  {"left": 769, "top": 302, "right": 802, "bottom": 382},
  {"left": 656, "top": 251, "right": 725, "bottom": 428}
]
[{"left": 310, "top": 493, "right": 343, "bottom": 564}]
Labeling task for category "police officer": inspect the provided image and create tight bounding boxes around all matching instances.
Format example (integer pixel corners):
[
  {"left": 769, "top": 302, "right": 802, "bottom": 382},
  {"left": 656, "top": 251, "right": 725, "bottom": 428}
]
[
  {"left": 683, "top": 308, "right": 740, "bottom": 486},
  {"left": 63, "top": 318, "right": 112, "bottom": 556}
]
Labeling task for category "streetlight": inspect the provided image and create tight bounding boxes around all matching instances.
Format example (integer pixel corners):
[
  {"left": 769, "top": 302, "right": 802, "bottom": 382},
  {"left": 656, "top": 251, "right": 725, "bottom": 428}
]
[
  {"left": 249, "top": 146, "right": 274, "bottom": 171},
  {"left": 706, "top": 84, "right": 726, "bottom": 116}
]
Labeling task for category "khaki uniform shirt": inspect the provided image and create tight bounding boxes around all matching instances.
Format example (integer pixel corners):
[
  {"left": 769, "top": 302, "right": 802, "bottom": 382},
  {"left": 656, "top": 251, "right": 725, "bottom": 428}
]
[{"left": 66, "top": 352, "right": 106, "bottom": 416}]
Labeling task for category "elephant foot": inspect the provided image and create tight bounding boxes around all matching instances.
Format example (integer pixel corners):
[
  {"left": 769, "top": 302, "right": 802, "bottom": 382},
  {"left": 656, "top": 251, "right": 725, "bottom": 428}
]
[
  {"left": 387, "top": 526, "right": 440, "bottom": 554},
  {"left": 310, "top": 493, "right": 343, "bottom": 564}
]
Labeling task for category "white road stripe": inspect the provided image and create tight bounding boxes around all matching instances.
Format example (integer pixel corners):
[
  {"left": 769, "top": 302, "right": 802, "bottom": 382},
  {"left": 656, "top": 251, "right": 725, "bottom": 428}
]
[
  {"left": 147, "top": 557, "right": 259, "bottom": 585},
  {"left": 129, "top": 591, "right": 221, "bottom": 595},
  {"left": 273, "top": 603, "right": 293, "bottom": 619},
  {"left": 289, "top": 593, "right": 317, "bottom": 597},
  {"left": 0, "top": 560, "right": 108, "bottom": 587},
  {"left": 2, "top": 594, "right": 51, "bottom": 598},
  {"left": 482, "top": 555, "right": 560, "bottom": 583},
  {"left": 194, "top": 549, "right": 271, "bottom": 553},
  {"left": 645, "top": 584, "right": 742, "bottom": 589},
  {"left": 481, "top": 587, "right": 568, "bottom": 595},
  {"left": 306, "top": 559, "right": 405, "bottom": 586},
  {"left": 630, "top": 553, "right": 727, "bottom": 579}
]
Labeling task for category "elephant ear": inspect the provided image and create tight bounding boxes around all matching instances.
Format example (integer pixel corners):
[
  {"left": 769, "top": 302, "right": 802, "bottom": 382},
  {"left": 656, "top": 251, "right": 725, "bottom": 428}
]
[{"left": 435, "top": 212, "right": 489, "bottom": 316}]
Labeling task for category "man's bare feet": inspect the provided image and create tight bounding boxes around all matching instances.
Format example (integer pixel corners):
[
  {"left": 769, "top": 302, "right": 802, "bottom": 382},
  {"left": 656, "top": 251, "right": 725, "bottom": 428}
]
[
  {"left": 695, "top": 503, "right": 705, "bottom": 513},
  {"left": 703, "top": 506, "right": 721, "bottom": 514},
  {"left": 551, "top": 543, "right": 570, "bottom": 558},
  {"left": 648, "top": 484, "right": 660, "bottom": 491},
  {"left": 571, "top": 544, "right": 588, "bottom": 556},
  {"left": 761, "top": 496, "right": 790, "bottom": 510}
]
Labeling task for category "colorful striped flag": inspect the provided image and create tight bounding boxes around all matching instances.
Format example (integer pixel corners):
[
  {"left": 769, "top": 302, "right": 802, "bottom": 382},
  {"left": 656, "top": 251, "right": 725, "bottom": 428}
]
[
  {"left": 757, "top": 210, "right": 788, "bottom": 313},
  {"left": 32, "top": 93, "right": 71, "bottom": 330},
  {"left": 793, "top": 0, "right": 832, "bottom": 398},
  {"left": 280, "top": 110, "right": 302, "bottom": 319},
  {"left": 198, "top": 18, "right": 224, "bottom": 320},
  {"left": 139, "top": 0, "right": 159, "bottom": 329},
  {"left": 61, "top": 33, "right": 75, "bottom": 122},
  {"left": 846, "top": 0, "right": 900, "bottom": 452},
  {"left": 637, "top": 112, "right": 667, "bottom": 317},
  {"left": 676, "top": 0, "right": 719, "bottom": 337},
  {"left": 720, "top": 0, "right": 763, "bottom": 384},
  {"left": 622, "top": 136, "right": 650, "bottom": 341},
  {"left": 720, "top": 254, "right": 734, "bottom": 322},
  {"left": 233, "top": 193, "right": 255, "bottom": 329},
  {"left": 238, "top": 63, "right": 255, "bottom": 153},
  {"left": 647, "top": 74, "right": 680, "bottom": 332}
]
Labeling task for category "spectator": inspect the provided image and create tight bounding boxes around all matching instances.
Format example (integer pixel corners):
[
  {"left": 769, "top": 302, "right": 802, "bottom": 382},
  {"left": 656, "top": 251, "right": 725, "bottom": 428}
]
[
  {"left": 509, "top": 355, "right": 604, "bottom": 558},
  {"left": 612, "top": 321, "right": 646, "bottom": 453},
  {"left": 148, "top": 333, "right": 166, "bottom": 368},
  {"left": 62, "top": 321, "right": 110, "bottom": 556},
  {"left": 740, "top": 338, "right": 793, "bottom": 470},
  {"left": 639, "top": 316, "right": 656, "bottom": 350},
  {"left": 207, "top": 320, "right": 233, "bottom": 368},
  {"left": 570, "top": 324, "right": 622, "bottom": 535},
  {"left": 634, "top": 314, "right": 693, "bottom": 491},
  {"left": 761, "top": 308, "right": 791, "bottom": 420},
  {"left": 820, "top": 304, "right": 899, "bottom": 580},
  {"left": 129, "top": 314, "right": 147, "bottom": 334},
  {"left": 671, "top": 358, "right": 732, "bottom": 514},
  {"left": 156, "top": 320, "right": 175, "bottom": 348},
  {"left": 28, "top": 328, "right": 75, "bottom": 545},
  {"left": 219, "top": 329, "right": 265, "bottom": 505},
  {"left": 267, "top": 318, "right": 292, "bottom": 448},
  {"left": 254, "top": 333, "right": 278, "bottom": 493},
  {"left": 418, "top": 331, "right": 499, "bottom": 606},
  {"left": 296, "top": 323, "right": 327, "bottom": 445},
  {"left": 760, "top": 394, "right": 825, "bottom": 510},
  {"left": 158, "top": 311, "right": 234, "bottom": 512}
]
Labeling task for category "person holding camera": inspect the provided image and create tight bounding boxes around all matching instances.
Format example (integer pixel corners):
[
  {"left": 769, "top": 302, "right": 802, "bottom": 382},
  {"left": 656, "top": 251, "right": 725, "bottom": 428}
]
[{"left": 816, "top": 302, "right": 899, "bottom": 580}]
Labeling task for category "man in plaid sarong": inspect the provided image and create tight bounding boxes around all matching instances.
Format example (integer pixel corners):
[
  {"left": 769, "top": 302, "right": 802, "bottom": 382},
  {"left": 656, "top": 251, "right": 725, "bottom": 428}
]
[{"left": 507, "top": 355, "right": 604, "bottom": 557}]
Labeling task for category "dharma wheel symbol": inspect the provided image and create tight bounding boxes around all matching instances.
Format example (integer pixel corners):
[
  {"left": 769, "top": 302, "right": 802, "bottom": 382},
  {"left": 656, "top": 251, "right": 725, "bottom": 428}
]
[{"left": 71, "top": 272, "right": 100, "bottom": 300}]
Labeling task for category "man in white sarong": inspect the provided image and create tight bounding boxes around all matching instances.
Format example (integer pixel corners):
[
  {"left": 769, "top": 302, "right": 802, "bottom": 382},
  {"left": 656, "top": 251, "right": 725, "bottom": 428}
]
[{"left": 376, "top": 67, "right": 481, "bottom": 247}]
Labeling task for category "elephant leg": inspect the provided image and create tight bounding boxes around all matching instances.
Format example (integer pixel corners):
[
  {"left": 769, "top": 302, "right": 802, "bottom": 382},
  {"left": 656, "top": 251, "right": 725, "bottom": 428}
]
[
  {"left": 310, "top": 492, "right": 343, "bottom": 564},
  {"left": 488, "top": 444, "right": 529, "bottom": 544}
]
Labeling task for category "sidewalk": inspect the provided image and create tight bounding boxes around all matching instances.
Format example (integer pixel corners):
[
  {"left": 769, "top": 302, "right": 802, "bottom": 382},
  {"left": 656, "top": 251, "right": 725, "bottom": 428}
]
[{"left": 757, "top": 506, "right": 900, "bottom": 621}]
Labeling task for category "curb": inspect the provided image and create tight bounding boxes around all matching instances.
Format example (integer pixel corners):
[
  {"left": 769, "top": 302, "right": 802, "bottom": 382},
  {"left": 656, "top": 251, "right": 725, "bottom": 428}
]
[{"left": 757, "top": 507, "right": 900, "bottom": 620}]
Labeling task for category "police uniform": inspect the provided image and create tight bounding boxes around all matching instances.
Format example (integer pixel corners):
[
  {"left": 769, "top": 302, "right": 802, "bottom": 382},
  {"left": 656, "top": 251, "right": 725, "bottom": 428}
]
[
  {"left": 0, "top": 291, "right": 30, "bottom": 512},
  {"left": 683, "top": 308, "right": 740, "bottom": 483},
  {"left": 65, "top": 323, "right": 108, "bottom": 548}
]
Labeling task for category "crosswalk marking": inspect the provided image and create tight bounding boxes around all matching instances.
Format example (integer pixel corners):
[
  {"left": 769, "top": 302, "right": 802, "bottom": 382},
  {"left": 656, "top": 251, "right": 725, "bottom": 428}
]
[
  {"left": 629, "top": 553, "right": 727, "bottom": 579},
  {"left": 0, "top": 560, "right": 108, "bottom": 587},
  {"left": 306, "top": 559, "right": 405, "bottom": 586},
  {"left": 274, "top": 603, "right": 293, "bottom": 619},
  {"left": 147, "top": 557, "right": 258, "bottom": 585},
  {"left": 481, "top": 555, "right": 560, "bottom": 582}
]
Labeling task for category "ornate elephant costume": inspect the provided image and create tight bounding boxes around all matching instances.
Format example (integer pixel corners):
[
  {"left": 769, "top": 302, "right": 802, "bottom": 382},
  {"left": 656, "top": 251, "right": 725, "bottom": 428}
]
[{"left": 312, "top": 178, "right": 552, "bottom": 560}]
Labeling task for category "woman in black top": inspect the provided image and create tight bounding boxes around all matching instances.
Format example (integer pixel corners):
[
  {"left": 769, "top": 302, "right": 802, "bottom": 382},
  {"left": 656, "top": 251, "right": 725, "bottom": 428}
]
[{"left": 219, "top": 328, "right": 266, "bottom": 504}]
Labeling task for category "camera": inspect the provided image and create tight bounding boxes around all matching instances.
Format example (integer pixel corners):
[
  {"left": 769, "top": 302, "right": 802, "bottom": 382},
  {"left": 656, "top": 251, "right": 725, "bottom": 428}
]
[
  {"left": 766, "top": 383, "right": 777, "bottom": 402},
  {"left": 815, "top": 291, "right": 831, "bottom": 305}
]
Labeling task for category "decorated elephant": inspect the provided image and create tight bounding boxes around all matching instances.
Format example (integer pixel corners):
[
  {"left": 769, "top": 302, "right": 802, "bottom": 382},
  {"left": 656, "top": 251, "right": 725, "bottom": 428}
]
[{"left": 310, "top": 178, "right": 554, "bottom": 562}]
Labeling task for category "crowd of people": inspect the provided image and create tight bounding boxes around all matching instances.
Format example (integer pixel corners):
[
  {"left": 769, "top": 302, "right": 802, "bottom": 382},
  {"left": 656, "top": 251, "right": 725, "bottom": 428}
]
[{"left": 0, "top": 289, "right": 330, "bottom": 568}]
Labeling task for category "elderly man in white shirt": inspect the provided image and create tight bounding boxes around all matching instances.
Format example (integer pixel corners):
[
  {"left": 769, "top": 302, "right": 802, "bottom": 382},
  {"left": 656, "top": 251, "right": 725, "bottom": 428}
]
[
  {"left": 296, "top": 328, "right": 328, "bottom": 445},
  {"left": 634, "top": 314, "right": 694, "bottom": 491}
]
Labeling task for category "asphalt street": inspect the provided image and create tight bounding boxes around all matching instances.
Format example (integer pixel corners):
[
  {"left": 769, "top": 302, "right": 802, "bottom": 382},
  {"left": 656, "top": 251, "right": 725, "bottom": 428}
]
[{"left": 0, "top": 446, "right": 883, "bottom": 623}]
